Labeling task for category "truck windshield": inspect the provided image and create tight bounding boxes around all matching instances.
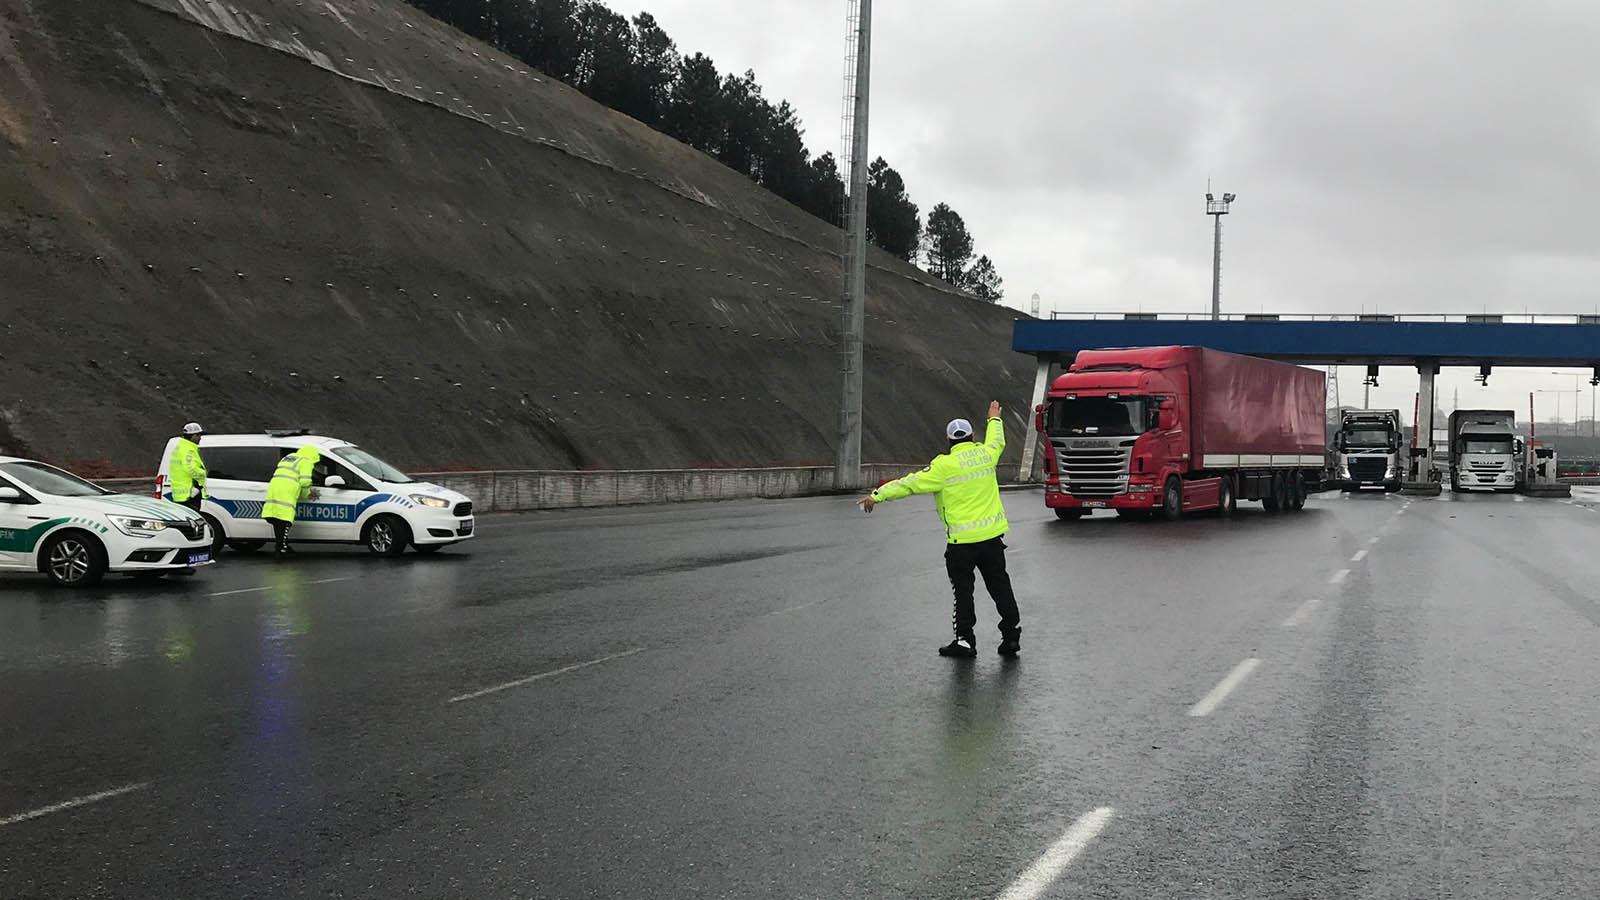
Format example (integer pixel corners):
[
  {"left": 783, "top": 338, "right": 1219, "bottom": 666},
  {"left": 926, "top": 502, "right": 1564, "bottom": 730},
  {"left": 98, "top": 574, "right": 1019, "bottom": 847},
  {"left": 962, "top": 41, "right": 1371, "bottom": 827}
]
[
  {"left": 1462, "top": 437, "right": 1513, "bottom": 454},
  {"left": 0, "top": 461, "right": 113, "bottom": 497},
  {"left": 1047, "top": 397, "right": 1149, "bottom": 436},
  {"left": 1343, "top": 428, "right": 1393, "bottom": 448}
]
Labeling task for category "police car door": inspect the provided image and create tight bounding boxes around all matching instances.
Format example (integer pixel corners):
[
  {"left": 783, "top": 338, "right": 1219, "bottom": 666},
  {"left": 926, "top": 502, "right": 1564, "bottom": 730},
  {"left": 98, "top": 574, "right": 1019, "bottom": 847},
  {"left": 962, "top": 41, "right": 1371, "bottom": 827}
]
[
  {"left": 0, "top": 473, "right": 40, "bottom": 570},
  {"left": 295, "top": 455, "right": 372, "bottom": 542}
]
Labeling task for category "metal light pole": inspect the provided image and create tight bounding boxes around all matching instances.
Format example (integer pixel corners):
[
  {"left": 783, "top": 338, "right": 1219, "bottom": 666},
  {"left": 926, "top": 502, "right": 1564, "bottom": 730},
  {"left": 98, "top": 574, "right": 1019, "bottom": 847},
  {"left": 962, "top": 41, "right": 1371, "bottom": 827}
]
[
  {"left": 1206, "top": 191, "right": 1235, "bottom": 320},
  {"left": 834, "top": 0, "right": 872, "bottom": 490}
]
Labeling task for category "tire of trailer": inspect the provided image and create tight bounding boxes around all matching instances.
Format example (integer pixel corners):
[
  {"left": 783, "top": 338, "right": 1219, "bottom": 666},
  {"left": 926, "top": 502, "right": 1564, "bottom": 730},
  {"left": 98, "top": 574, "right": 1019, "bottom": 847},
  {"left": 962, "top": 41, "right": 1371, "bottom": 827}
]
[
  {"left": 1290, "top": 472, "right": 1307, "bottom": 510},
  {"left": 1262, "top": 473, "right": 1283, "bottom": 512}
]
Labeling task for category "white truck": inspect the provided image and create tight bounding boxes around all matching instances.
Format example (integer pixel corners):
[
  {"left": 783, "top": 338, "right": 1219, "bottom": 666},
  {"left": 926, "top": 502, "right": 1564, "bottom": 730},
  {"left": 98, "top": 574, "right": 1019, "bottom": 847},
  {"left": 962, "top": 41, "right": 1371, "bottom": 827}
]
[
  {"left": 1334, "top": 409, "right": 1403, "bottom": 492},
  {"left": 1448, "top": 410, "right": 1519, "bottom": 493}
]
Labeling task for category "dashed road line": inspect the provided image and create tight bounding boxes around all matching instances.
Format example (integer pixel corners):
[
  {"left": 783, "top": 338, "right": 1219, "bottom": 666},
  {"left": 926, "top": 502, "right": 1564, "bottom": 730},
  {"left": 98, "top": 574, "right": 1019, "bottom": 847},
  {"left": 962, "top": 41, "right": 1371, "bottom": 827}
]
[
  {"left": 1281, "top": 598, "right": 1322, "bottom": 628},
  {"left": 1350, "top": 549, "right": 1368, "bottom": 563},
  {"left": 1188, "top": 658, "right": 1261, "bottom": 717},
  {"left": 1368, "top": 536, "right": 1381, "bottom": 545},
  {"left": 994, "top": 806, "right": 1116, "bottom": 900},
  {"left": 0, "top": 782, "right": 148, "bottom": 828},
  {"left": 767, "top": 599, "right": 822, "bottom": 616},
  {"left": 208, "top": 576, "right": 353, "bottom": 597},
  {"left": 1329, "top": 569, "right": 1350, "bottom": 584},
  {"left": 447, "top": 648, "right": 646, "bottom": 703}
]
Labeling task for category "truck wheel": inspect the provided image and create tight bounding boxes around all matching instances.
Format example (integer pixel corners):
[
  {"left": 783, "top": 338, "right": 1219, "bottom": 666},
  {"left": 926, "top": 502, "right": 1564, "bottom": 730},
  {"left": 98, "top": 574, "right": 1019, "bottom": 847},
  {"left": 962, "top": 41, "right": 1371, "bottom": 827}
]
[
  {"left": 1161, "top": 478, "right": 1183, "bottom": 521},
  {"left": 1262, "top": 474, "right": 1283, "bottom": 512},
  {"left": 41, "top": 531, "right": 107, "bottom": 588},
  {"left": 1289, "top": 473, "right": 1307, "bottom": 510},
  {"left": 364, "top": 515, "right": 410, "bottom": 557},
  {"left": 1217, "top": 476, "right": 1236, "bottom": 517},
  {"left": 1054, "top": 509, "right": 1086, "bottom": 521}
]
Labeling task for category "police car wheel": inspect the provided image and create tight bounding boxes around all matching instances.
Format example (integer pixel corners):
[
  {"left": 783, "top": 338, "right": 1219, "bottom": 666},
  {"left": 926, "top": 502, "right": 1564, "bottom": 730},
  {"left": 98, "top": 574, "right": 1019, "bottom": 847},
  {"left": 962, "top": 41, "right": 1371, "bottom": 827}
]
[
  {"left": 202, "top": 514, "right": 227, "bottom": 555},
  {"left": 42, "top": 532, "right": 107, "bottom": 588},
  {"left": 364, "top": 515, "right": 410, "bottom": 557}
]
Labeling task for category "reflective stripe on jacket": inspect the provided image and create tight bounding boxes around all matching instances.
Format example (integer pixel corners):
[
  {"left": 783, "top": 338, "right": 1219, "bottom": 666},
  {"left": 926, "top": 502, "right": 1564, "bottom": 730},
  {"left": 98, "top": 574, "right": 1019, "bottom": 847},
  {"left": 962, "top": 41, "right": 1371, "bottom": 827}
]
[
  {"left": 170, "top": 440, "right": 208, "bottom": 502},
  {"left": 870, "top": 417, "right": 1008, "bottom": 544},
  {"left": 262, "top": 446, "right": 321, "bottom": 523}
]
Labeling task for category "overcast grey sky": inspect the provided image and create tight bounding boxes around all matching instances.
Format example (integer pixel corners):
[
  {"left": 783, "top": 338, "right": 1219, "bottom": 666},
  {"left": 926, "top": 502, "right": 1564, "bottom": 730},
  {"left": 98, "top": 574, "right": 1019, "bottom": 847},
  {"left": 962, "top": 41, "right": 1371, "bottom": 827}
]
[{"left": 636, "top": 0, "right": 1600, "bottom": 415}]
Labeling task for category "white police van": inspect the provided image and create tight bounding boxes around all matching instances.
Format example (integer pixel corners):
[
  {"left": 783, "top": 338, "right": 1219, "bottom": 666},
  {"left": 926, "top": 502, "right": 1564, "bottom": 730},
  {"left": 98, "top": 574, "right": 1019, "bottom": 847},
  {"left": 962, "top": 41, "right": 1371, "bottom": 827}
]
[
  {"left": 0, "top": 456, "right": 213, "bottom": 586},
  {"left": 156, "top": 431, "right": 475, "bottom": 556}
]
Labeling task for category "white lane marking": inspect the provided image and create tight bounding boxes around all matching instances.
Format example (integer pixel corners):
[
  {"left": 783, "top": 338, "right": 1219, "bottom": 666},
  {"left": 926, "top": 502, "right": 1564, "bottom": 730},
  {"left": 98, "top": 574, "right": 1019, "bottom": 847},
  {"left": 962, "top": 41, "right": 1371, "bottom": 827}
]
[
  {"left": 1368, "top": 536, "right": 1381, "bottom": 545},
  {"left": 0, "top": 782, "right": 148, "bottom": 828},
  {"left": 1329, "top": 569, "right": 1350, "bottom": 584},
  {"left": 1187, "top": 658, "right": 1261, "bottom": 717},
  {"left": 767, "top": 599, "right": 822, "bottom": 616},
  {"left": 208, "top": 576, "right": 353, "bottom": 597},
  {"left": 994, "top": 806, "right": 1116, "bottom": 900},
  {"left": 1281, "top": 598, "right": 1322, "bottom": 628},
  {"left": 447, "top": 648, "right": 646, "bottom": 703},
  {"left": 1350, "top": 549, "right": 1368, "bottom": 563},
  {"left": 1514, "top": 495, "right": 1527, "bottom": 503}
]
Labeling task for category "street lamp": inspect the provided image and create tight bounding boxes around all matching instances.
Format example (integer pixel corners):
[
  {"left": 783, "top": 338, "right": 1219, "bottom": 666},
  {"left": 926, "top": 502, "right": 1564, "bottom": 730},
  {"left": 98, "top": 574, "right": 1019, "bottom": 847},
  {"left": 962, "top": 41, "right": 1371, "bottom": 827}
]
[{"left": 1205, "top": 191, "right": 1235, "bottom": 320}]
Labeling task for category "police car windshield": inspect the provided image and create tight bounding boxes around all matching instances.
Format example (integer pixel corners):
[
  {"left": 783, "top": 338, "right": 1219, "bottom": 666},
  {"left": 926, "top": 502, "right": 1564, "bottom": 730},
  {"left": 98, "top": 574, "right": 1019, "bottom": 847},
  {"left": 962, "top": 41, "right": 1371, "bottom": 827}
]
[
  {"left": 0, "top": 461, "right": 114, "bottom": 497},
  {"left": 338, "top": 447, "right": 414, "bottom": 484}
]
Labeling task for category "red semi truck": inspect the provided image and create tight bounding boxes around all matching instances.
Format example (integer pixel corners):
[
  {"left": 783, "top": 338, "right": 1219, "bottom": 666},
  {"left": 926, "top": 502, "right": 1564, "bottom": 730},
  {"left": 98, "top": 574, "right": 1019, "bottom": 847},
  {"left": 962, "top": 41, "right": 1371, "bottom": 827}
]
[{"left": 1036, "top": 346, "right": 1328, "bottom": 520}]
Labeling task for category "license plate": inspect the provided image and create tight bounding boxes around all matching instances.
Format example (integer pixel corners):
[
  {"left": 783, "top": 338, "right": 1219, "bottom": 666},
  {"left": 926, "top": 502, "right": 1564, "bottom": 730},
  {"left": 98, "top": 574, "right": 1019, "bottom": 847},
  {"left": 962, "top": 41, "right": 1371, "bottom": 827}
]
[
  {"left": 189, "top": 551, "right": 213, "bottom": 565},
  {"left": 1083, "top": 501, "right": 1108, "bottom": 508},
  {"left": 458, "top": 518, "right": 475, "bottom": 536}
]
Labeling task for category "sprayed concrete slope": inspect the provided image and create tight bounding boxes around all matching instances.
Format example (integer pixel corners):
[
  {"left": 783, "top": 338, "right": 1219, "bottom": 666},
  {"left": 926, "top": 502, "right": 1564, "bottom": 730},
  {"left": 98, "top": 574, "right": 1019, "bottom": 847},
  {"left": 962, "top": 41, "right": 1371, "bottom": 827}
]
[{"left": 0, "top": 0, "right": 1034, "bottom": 474}]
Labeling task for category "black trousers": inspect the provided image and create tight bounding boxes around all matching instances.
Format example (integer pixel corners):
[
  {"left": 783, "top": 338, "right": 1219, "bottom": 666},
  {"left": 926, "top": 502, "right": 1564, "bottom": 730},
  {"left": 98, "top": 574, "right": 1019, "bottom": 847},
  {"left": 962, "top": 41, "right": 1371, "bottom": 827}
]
[
  {"left": 945, "top": 536, "right": 1020, "bottom": 641},
  {"left": 270, "top": 519, "right": 292, "bottom": 551},
  {"left": 181, "top": 495, "right": 203, "bottom": 513}
]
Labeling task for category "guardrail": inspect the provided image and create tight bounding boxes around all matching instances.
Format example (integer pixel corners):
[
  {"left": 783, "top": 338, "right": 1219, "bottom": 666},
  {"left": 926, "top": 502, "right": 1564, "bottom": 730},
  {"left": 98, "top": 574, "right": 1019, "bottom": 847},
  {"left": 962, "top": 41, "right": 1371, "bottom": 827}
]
[
  {"left": 1049, "top": 311, "right": 1600, "bottom": 324},
  {"left": 99, "top": 464, "right": 1030, "bottom": 512}
]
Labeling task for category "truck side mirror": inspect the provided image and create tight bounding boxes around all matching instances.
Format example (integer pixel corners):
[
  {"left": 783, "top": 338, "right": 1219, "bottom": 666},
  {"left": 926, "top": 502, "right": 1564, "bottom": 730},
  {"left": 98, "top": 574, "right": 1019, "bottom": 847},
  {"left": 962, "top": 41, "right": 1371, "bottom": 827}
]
[{"left": 1034, "top": 403, "right": 1046, "bottom": 433}]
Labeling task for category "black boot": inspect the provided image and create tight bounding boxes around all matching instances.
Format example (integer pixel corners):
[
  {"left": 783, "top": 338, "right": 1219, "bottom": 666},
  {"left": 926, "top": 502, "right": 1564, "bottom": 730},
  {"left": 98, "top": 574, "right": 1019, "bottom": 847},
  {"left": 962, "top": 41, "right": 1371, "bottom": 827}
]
[
  {"left": 938, "top": 636, "right": 977, "bottom": 658},
  {"left": 998, "top": 628, "right": 1021, "bottom": 656}
]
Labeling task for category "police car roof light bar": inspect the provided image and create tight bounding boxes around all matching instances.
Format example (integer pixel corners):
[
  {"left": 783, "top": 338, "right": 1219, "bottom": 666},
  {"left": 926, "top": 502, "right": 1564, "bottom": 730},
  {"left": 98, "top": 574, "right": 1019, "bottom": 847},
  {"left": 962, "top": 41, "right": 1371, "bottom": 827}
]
[{"left": 264, "top": 427, "right": 312, "bottom": 437}]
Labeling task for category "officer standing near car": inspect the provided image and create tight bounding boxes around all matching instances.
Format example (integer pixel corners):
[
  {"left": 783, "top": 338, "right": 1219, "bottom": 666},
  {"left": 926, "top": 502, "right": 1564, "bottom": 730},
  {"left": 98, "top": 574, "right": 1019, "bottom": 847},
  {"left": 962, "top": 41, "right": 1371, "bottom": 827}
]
[
  {"left": 263, "top": 445, "right": 322, "bottom": 557},
  {"left": 170, "top": 422, "right": 208, "bottom": 513},
  {"left": 857, "top": 400, "right": 1022, "bottom": 657}
]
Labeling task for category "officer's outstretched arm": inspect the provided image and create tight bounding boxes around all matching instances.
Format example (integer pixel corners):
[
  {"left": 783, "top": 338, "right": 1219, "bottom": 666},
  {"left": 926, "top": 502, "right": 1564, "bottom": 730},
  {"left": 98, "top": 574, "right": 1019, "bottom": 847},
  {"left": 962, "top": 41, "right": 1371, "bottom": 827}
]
[{"left": 871, "top": 461, "right": 946, "bottom": 503}]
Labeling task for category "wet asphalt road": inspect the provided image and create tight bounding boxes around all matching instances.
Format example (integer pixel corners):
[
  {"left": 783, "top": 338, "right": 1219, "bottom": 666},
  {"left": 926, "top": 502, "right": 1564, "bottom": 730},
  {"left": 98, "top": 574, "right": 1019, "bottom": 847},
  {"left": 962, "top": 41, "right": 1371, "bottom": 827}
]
[{"left": 6, "top": 488, "right": 1600, "bottom": 899}]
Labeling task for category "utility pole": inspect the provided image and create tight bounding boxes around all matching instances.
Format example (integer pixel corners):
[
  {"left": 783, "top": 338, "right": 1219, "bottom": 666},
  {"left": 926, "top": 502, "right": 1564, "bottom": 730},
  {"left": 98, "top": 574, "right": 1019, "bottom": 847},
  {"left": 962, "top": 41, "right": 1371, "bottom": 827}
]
[
  {"left": 834, "top": 0, "right": 872, "bottom": 490},
  {"left": 1206, "top": 190, "right": 1235, "bottom": 320}
]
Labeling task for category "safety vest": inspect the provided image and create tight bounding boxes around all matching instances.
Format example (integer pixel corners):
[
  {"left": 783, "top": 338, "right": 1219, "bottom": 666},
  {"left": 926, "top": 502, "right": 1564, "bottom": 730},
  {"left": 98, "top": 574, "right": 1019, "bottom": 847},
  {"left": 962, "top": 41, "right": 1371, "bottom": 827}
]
[
  {"left": 870, "top": 417, "right": 1009, "bottom": 544},
  {"left": 262, "top": 446, "right": 320, "bottom": 523},
  {"left": 170, "top": 439, "right": 208, "bottom": 502}
]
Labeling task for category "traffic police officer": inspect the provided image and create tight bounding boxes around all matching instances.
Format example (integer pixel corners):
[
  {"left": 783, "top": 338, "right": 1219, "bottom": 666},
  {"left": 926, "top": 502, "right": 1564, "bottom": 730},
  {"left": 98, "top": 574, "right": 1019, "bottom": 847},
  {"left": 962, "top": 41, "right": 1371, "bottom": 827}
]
[
  {"left": 263, "top": 445, "right": 322, "bottom": 556},
  {"left": 858, "top": 400, "right": 1021, "bottom": 657},
  {"left": 170, "top": 422, "right": 208, "bottom": 513}
]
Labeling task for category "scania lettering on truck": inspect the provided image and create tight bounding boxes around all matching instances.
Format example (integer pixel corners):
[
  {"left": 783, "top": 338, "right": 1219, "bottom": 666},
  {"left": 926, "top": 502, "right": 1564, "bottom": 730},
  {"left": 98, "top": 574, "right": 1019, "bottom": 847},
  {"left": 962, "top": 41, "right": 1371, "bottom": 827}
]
[
  {"left": 1037, "top": 346, "right": 1327, "bottom": 520},
  {"left": 1334, "top": 409, "right": 1404, "bottom": 491},
  {"left": 1448, "top": 410, "right": 1518, "bottom": 492}
]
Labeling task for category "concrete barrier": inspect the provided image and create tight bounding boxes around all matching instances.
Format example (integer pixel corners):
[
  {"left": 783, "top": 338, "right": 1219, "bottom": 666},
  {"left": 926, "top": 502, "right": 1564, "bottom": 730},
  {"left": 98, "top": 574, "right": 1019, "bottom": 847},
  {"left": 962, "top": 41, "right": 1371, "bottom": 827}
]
[{"left": 98, "top": 464, "right": 1028, "bottom": 513}]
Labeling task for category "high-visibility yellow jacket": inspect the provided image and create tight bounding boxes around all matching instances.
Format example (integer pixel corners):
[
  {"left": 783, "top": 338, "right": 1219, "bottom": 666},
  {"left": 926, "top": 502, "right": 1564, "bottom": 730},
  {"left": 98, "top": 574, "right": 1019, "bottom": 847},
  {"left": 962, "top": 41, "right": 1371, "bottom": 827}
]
[
  {"left": 871, "top": 416, "right": 1009, "bottom": 544},
  {"left": 170, "top": 439, "right": 208, "bottom": 502},
  {"left": 263, "top": 446, "right": 321, "bottom": 523}
]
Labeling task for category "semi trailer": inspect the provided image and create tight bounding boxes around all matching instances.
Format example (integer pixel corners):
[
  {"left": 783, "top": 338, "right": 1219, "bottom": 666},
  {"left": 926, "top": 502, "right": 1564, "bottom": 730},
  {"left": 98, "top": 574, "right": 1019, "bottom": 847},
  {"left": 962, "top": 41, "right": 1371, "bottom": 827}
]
[{"left": 1037, "top": 346, "right": 1327, "bottom": 520}]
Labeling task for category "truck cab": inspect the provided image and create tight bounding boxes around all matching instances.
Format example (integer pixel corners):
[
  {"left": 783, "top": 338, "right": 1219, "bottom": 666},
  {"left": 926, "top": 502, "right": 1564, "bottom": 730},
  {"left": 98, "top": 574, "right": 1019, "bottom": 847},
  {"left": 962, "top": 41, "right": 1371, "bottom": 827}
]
[
  {"left": 1333, "top": 410, "right": 1403, "bottom": 492},
  {"left": 1447, "top": 410, "right": 1519, "bottom": 493}
]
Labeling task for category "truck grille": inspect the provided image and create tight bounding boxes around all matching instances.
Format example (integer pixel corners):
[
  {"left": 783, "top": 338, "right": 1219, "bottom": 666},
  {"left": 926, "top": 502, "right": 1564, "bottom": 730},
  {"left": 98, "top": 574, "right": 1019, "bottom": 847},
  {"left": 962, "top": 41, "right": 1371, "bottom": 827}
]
[
  {"left": 1051, "top": 438, "right": 1132, "bottom": 498},
  {"left": 1349, "top": 457, "right": 1387, "bottom": 481}
]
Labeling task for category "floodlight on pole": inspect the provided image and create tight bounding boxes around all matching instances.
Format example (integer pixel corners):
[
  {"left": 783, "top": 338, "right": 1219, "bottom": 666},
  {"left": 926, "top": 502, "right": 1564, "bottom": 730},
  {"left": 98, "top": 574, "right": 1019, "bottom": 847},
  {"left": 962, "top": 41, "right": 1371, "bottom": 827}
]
[{"left": 1206, "top": 191, "right": 1235, "bottom": 320}]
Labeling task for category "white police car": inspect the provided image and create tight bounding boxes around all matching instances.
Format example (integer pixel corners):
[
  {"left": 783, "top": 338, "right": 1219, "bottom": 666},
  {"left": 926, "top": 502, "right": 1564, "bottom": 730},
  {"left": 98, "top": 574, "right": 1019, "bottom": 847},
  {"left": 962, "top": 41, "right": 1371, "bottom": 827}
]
[
  {"left": 0, "top": 457, "right": 213, "bottom": 587},
  {"left": 156, "top": 431, "right": 474, "bottom": 556}
]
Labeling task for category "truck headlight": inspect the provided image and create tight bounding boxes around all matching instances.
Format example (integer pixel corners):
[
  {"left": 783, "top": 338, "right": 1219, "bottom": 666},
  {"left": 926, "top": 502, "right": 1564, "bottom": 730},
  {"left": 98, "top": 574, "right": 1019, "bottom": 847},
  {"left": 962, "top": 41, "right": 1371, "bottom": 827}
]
[
  {"left": 410, "top": 494, "right": 451, "bottom": 509},
  {"left": 108, "top": 515, "right": 169, "bottom": 538}
]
